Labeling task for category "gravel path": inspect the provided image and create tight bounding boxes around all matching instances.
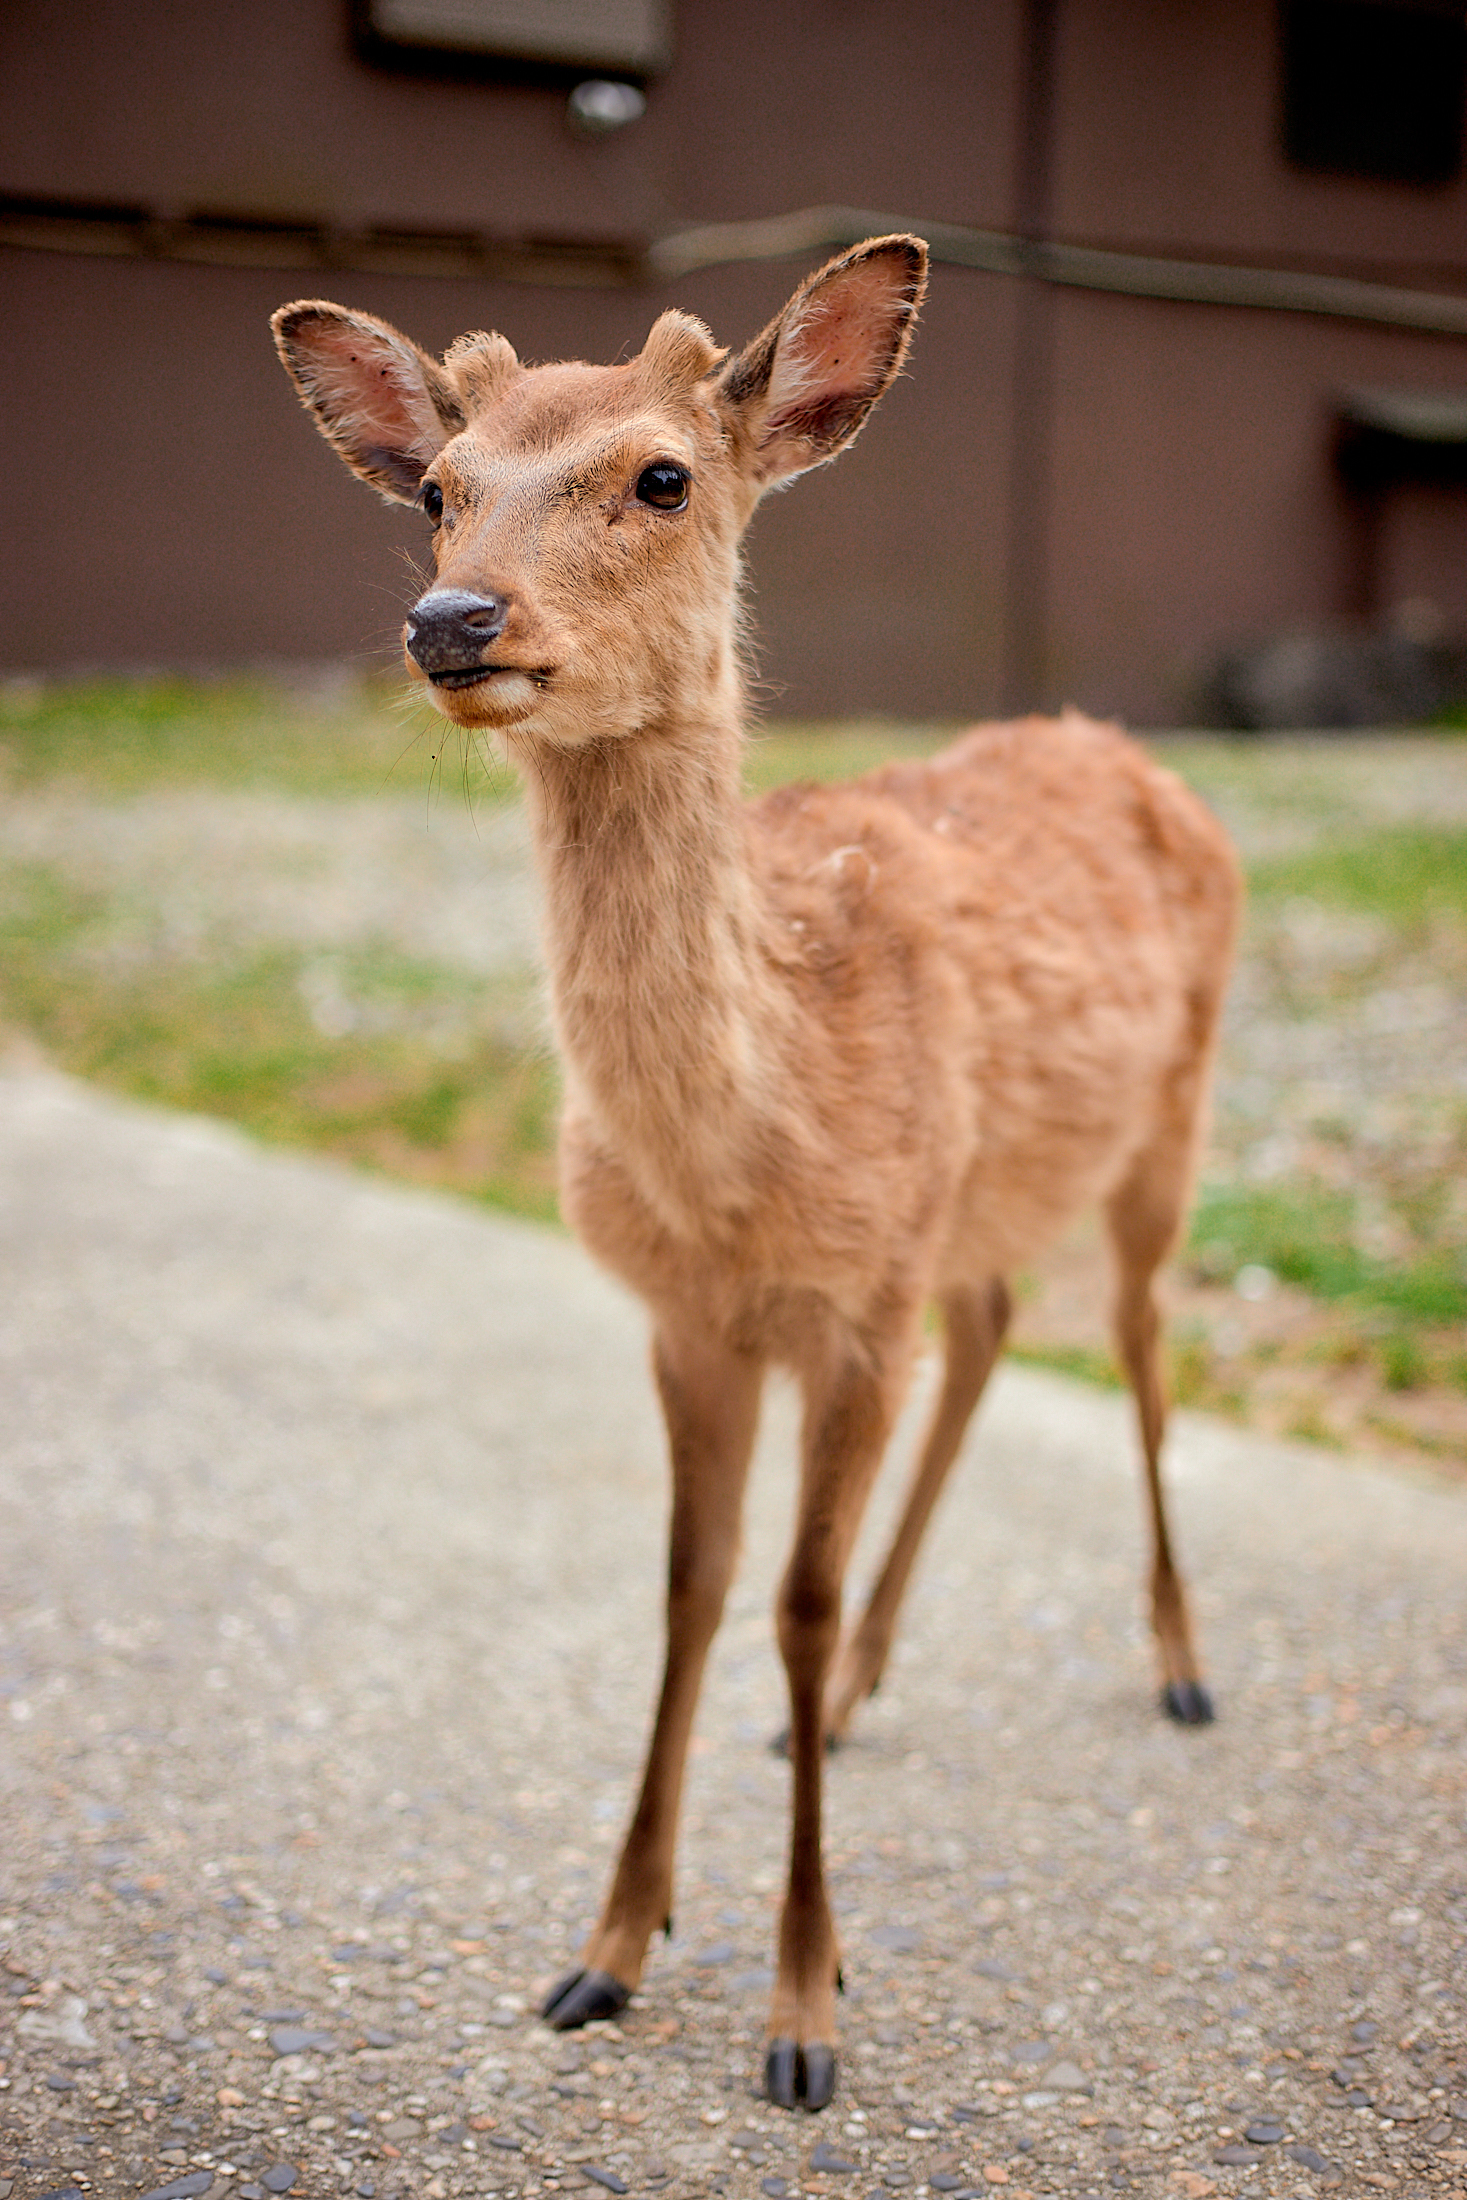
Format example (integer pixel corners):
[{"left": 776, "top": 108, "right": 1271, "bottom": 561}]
[{"left": 3, "top": 1065, "right": 1467, "bottom": 2200}]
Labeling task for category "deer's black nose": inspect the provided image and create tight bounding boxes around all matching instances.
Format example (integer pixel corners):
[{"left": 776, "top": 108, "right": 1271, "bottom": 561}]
[{"left": 405, "top": 588, "right": 509, "bottom": 679}]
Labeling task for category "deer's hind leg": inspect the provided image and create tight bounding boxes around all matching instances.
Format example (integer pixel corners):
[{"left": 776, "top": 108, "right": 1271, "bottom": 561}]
[
  {"left": 1105, "top": 1093, "right": 1214, "bottom": 1728},
  {"left": 823, "top": 1278, "right": 1011, "bottom": 1745},
  {"left": 542, "top": 1321, "right": 763, "bottom": 2030}
]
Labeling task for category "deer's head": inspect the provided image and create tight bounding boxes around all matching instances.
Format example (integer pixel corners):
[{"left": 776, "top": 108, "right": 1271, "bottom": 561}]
[{"left": 272, "top": 236, "right": 926, "bottom": 746}]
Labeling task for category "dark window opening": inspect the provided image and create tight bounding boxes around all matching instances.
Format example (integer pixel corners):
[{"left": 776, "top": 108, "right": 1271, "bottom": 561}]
[
  {"left": 1282, "top": 0, "right": 1467, "bottom": 185},
  {"left": 352, "top": 0, "right": 670, "bottom": 88}
]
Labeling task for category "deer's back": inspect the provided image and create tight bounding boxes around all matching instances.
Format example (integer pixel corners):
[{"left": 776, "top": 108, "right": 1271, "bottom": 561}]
[{"left": 748, "top": 712, "right": 1240, "bottom": 1282}]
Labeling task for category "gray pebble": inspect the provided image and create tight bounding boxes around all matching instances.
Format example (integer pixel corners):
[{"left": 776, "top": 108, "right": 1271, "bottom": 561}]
[
  {"left": 583, "top": 2171, "right": 629, "bottom": 2195},
  {"left": 1010, "top": 2038, "right": 1051, "bottom": 2064},
  {"left": 1377, "top": 2102, "right": 1419, "bottom": 2121},
  {"left": 268, "top": 2025, "right": 337, "bottom": 2055},
  {"left": 810, "top": 2142, "right": 857, "bottom": 2172},
  {"left": 44, "top": 2074, "right": 76, "bottom": 2091},
  {"left": 759, "top": 2182, "right": 790, "bottom": 2199},
  {"left": 693, "top": 1941, "right": 735, "bottom": 1965},
  {"left": 138, "top": 2179, "right": 213, "bottom": 2200},
  {"left": 1044, "top": 2059, "right": 1090, "bottom": 2091},
  {"left": 869, "top": 1926, "right": 919, "bottom": 1951},
  {"left": 1286, "top": 2144, "right": 1331, "bottom": 2171},
  {"left": 1350, "top": 2021, "right": 1379, "bottom": 2044},
  {"left": 1243, "top": 2119, "right": 1284, "bottom": 2143},
  {"left": 975, "top": 1958, "right": 1018, "bottom": 1982},
  {"left": 262, "top": 2169, "right": 299, "bottom": 2195},
  {"left": 1214, "top": 2144, "right": 1257, "bottom": 2164},
  {"left": 359, "top": 2026, "right": 397, "bottom": 2048},
  {"left": 488, "top": 2133, "right": 522, "bottom": 2151}
]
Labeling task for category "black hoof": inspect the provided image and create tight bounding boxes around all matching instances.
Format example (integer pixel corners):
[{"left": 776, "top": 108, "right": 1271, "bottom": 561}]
[
  {"left": 802, "top": 2041, "right": 836, "bottom": 2110},
  {"left": 540, "top": 1966, "right": 630, "bottom": 2029},
  {"left": 763, "top": 2037, "right": 837, "bottom": 2110},
  {"left": 765, "top": 2036, "right": 800, "bottom": 2108},
  {"left": 1163, "top": 1679, "right": 1216, "bottom": 1726}
]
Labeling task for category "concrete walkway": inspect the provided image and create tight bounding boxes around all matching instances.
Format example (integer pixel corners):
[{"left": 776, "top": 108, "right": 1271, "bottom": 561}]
[{"left": 1, "top": 1065, "right": 1465, "bottom": 2200}]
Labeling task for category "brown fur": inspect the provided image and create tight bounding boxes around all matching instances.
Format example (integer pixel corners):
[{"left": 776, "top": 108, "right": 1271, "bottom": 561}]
[{"left": 270, "top": 237, "right": 1241, "bottom": 2108}]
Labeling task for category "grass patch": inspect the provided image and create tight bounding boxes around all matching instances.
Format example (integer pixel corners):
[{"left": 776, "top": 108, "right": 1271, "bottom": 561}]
[
  {"left": 1249, "top": 824, "right": 1467, "bottom": 927},
  {"left": 0, "top": 673, "right": 520, "bottom": 801},
  {"left": 743, "top": 719, "right": 955, "bottom": 795},
  {"left": 1188, "top": 1179, "right": 1467, "bottom": 1325},
  {"left": 1007, "top": 1341, "right": 1124, "bottom": 1390},
  {"left": 0, "top": 861, "right": 559, "bottom": 1221}
]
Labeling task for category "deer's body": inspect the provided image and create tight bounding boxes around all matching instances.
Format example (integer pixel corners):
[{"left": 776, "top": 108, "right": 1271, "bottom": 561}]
[
  {"left": 272, "top": 239, "right": 1240, "bottom": 2111},
  {"left": 549, "top": 713, "right": 1231, "bottom": 1331}
]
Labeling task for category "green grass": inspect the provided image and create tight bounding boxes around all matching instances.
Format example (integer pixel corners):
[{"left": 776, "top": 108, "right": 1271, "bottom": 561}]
[
  {"left": 1188, "top": 1180, "right": 1467, "bottom": 1325},
  {"left": 0, "top": 673, "right": 519, "bottom": 800},
  {"left": 1007, "top": 1341, "right": 1124, "bottom": 1390},
  {"left": 742, "top": 719, "right": 955, "bottom": 795},
  {"left": 0, "top": 858, "right": 559, "bottom": 1221},
  {"left": 1249, "top": 825, "right": 1467, "bottom": 927},
  {"left": 0, "top": 677, "right": 952, "bottom": 805}
]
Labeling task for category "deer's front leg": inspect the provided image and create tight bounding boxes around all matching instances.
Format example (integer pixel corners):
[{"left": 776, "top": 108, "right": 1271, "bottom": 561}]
[
  {"left": 541, "top": 1323, "right": 762, "bottom": 2030},
  {"left": 766, "top": 1353, "right": 901, "bottom": 2110}
]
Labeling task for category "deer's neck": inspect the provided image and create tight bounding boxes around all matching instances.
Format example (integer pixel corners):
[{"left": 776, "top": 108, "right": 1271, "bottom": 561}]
[{"left": 516, "top": 713, "right": 786, "bottom": 1235}]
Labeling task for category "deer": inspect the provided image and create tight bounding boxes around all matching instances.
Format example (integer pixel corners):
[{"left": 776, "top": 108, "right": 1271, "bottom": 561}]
[{"left": 271, "top": 234, "right": 1240, "bottom": 2111}]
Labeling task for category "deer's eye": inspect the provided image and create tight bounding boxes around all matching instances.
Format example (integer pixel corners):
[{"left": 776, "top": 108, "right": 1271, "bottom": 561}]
[
  {"left": 421, "top": 482, "right": 444, "bottom": 525},
  {"left": 635, "top": 462, "right": 689, "bottom": 512}
]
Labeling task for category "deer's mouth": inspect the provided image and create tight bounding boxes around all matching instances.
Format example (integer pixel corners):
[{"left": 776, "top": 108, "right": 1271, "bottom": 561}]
[
  {"left": 428, "top": 663, "right": 553, "bottom": 694},
  {"left": 430, "top": 665, "right": 501, "bottom": 690}
]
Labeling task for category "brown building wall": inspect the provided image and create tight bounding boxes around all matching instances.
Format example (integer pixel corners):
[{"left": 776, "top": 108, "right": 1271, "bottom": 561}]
[
  {"left": 1054, "top": 0, "right": 1467, "bottom": 276},
  {"left": 1043, "top": 291, "right": 1467, "bottom": 722},
  {"left": 0, "top": 244, "right": 1020, "bottom": 719},
  {"left": 2, "top": 0, "right": 1466, "bottom": 723}
]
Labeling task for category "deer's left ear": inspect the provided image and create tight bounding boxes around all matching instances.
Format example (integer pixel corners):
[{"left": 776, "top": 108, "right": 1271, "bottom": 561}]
[{"left": 715, "top": 235, "right": 927, "bottom": 490}]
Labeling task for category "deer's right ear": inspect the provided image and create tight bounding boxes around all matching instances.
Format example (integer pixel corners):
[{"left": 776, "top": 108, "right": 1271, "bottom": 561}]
[{"left": 270, "top": 301, "right": 465, "bottom": 505}]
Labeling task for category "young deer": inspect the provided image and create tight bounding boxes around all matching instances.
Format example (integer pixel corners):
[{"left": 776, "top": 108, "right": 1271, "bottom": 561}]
[{"left": 272, "top": 236, "right": 1240, "bottom": 2110}]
